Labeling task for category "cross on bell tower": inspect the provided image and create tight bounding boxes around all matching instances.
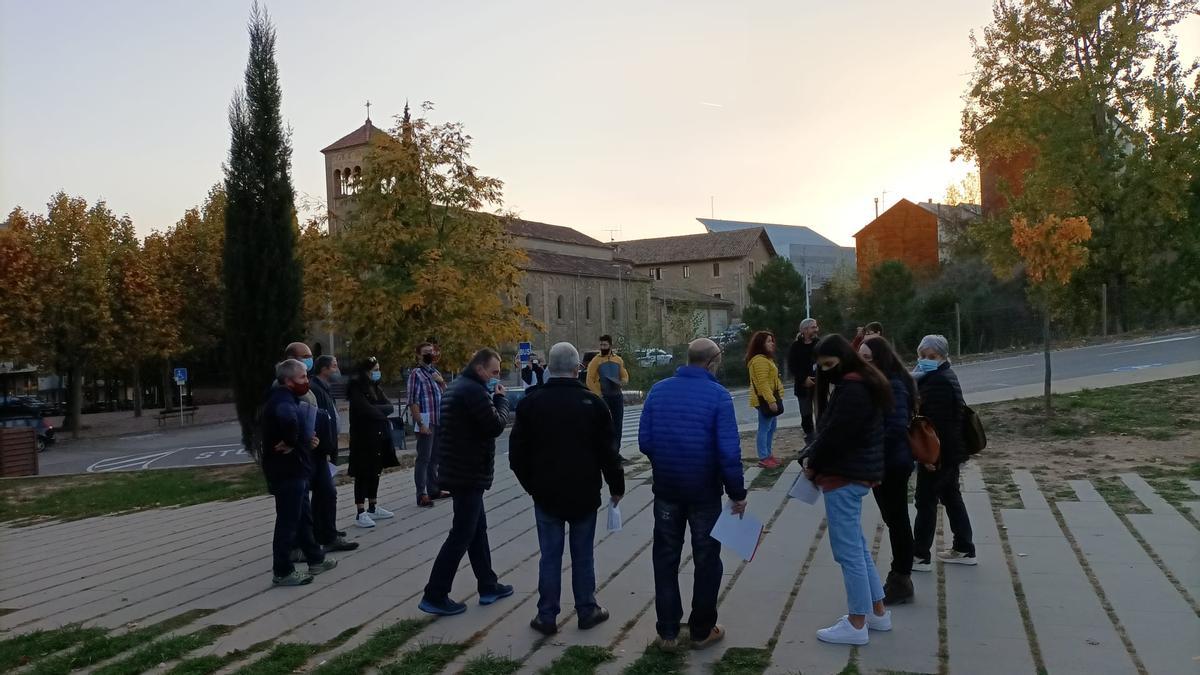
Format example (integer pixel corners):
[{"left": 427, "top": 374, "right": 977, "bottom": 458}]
[{"left": 364, "top": 99, "right": 371, "bottom": 122}]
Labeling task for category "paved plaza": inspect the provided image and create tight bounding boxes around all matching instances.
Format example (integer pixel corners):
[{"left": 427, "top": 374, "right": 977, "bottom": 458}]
[{"left": 1, "top": 457, "right": 1198, "bottom": 674}]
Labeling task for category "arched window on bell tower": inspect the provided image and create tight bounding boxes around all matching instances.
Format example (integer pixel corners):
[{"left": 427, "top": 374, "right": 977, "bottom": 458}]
[{"left": 333, "top": 169, "right": 343, "bottom": 198}]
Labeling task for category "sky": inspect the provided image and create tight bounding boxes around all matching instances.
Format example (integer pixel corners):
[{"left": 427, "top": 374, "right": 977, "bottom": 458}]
[{"left": 2, "top": 1, "right": 1198, "bottom": 247}]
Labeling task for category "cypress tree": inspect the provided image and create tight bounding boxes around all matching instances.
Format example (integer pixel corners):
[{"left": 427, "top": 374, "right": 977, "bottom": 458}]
[{"left": 222, "top": 3, "right": 301, "bottom": 454}]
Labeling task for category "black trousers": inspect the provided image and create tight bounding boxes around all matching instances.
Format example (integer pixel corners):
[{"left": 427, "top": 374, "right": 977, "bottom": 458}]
[
  {"left": 872, "top": 465, "right": 914, "bottom": 575},
  {"left": 913, "top": 461, "right": 975, "bottom": 559},
  {"left": 795, "top": 388, "right": 814, "bottom": 436},
  {"left": 270, "top": 477, "right": 323, "bottom": 577},
  {"left": 354, "top": 473, "right": 380, "bottom": 503},
  {"left": 309, "top": 452, "right": 338, "bottom": 545},
  {"left": 424, "top": 488, "right": 499, "bottom": 601},
  {"left": 603, "top": 394, "right": 624, "bottom": 453}
]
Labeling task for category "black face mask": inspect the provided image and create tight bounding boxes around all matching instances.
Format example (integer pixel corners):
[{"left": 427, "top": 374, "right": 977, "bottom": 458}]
[
  {"left": 601, "top": 348, "right": 611, "bottom": 356},
  {"left": 821, "top": 365, "right": 844, "bottom": 383},
  {"left": 421, "top": 354, "right": 434, "bottom": 365}
]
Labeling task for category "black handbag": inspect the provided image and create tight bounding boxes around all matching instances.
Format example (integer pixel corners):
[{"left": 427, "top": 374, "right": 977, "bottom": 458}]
[{"left": 753, "top": 382, "right": 785, "bottom": 418}]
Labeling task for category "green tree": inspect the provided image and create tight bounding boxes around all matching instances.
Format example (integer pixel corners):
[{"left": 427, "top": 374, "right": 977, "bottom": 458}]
[
  {"left": 857, "top": 261, "right": 918, "bottom": 352},
  {"left": 223, "top": 5, "right": 302, "bottom": 452},
  {"left": 742, "top": 257, "right": 808, "bottom": 367},
  {"left": 958, "top": 0, "right": 1199, "bottom": 331}
]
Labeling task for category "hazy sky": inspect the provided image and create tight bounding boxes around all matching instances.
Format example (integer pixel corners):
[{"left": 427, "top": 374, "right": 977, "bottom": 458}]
[{"left": 3, "top": 2, "right": 1197, "bottom": 246}]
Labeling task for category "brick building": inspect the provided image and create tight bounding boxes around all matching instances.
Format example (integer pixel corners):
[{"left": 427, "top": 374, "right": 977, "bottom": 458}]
[
  {"left": 980, "top": 147, "right": 1036, "bottom": 218},
  {"left": 853, "top": 199, "right": 979, "bottom": 287},
  {"left": 614, "top": 228, "right": 776, "bottom": 318}
]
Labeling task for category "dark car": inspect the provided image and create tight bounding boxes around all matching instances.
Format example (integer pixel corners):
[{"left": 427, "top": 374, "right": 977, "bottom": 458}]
[{"left": 0, "top": 403, "right": 56, "bottom": 452}]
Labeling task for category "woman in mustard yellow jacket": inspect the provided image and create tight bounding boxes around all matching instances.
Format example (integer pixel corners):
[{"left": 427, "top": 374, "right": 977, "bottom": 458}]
[{"left": 747, "top": 331, "right": 784, "bottom": 468}]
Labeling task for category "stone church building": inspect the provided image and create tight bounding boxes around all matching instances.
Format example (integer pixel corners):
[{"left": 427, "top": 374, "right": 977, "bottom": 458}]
[{"left": 320, "top": 117, "right": 652, "bottom": 360}]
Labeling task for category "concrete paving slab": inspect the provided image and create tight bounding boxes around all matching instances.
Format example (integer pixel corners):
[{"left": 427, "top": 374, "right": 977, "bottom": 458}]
[{"left": 1011, "top": 469, "right": 1049, "bottom": 511}]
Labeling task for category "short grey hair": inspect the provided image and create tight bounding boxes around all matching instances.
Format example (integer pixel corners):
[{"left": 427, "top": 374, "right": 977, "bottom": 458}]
[
  {"left": 799, "top": 318, "right": 817, "bottom": 330},
  {"left": 275, "top": 359, "right": 307, "bottom": 383},
  {"left": 547, "top": 342, "right": 580, "bottom": 378},
  {"left": 918, "top": 334, "right": 950, "bottom": 358}
]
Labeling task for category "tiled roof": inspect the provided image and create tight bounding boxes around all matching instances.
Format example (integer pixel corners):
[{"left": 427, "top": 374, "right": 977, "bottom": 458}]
[
  {"left": 321, "top": 120, "right": 392, "bottom": 153},
  {"left": 651, "top": 285, "right": 734, "bottom": 307},
  {"left": 506, "top": 219, "right": 607, "bottom": 248},
  {"left": 521, "top": 250, "right": 636, "bottom": 280},
  {"left": 614, "top": 227, "right": 775, "bottom": 265},
  {"left": 698, "top": 218, "right": 840, "bottom": 249},
  {"left": 917, "top": 201, "right": 982, "bottom": 223}
]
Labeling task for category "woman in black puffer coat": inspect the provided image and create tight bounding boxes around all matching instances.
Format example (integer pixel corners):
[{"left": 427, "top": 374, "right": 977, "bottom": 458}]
[
  {"left": 801, "top": 334, "right": 893, "bottom": 646},
  {"left": 911, "top": 334, "right": 975, "bottom": 569},
  {"left": 347, "top": 357, "right": 401, "bottom": 528}
]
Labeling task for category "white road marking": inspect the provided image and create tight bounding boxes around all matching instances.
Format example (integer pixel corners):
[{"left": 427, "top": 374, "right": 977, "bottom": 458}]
[
  {"left": 1112, "top": 363, "right": 1165, "bottom": 372},
  {"left": 990, "top": 364, "right": 1035, "bottom": 372},
  {"left": 1128, "top": 335, "right": 1198, "bottom": 347},
  {"left": 1100, "top": 348, "right": 1141, "bottom": 356},
  {"left": 120, "top": 433, "right": 163, "bottom": 441},
  {"left": 87, "top": 450, "right": 179, "bottom": 473}
]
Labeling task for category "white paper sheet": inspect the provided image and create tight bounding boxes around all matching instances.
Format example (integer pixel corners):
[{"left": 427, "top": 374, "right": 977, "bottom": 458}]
[
  {"left": 413, "top": 412, "right": 431, "bottom": 433},
  {"left": 607, "top": 502, "right": 622, "bottom": 532},
  {"left": 328, "top": 461, "right": 339, "bottom": 479},
  {"left": 710, "top": 502, "right": 764, "bottom": 562},
  {"left": 787, "top": 474, "right": 821, "bottom": 504}
]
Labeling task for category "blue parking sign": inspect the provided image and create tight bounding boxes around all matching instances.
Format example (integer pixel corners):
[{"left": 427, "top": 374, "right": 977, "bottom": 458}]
[
  {"left": 173, "top": 367, "right": 188, "bottom": 384},
  {"left": 518, "top": 342, "right": 532, "bottom": 364}
]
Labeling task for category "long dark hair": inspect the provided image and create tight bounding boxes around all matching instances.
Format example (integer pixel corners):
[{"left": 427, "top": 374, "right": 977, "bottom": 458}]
[
  {"left": 814, "top": 334, "right": 892, "bottom": 417},
  {"left": 862, "top": 336, "right": 916, "bottom": 411},
  {"left": 744, "top": 330, "right": 775, "bottom": 365}
]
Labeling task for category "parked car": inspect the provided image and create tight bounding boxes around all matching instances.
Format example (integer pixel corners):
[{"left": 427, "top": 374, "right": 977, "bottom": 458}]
[
  {"left": 0, "top": 404, "right": 56, "bottom": 452},
  {"left": 635, "top": 348, "right": 673, "bottom": 367}
]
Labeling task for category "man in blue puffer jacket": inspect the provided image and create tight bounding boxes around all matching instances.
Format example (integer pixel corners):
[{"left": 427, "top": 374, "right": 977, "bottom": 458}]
[{"left": 638, "top": 338, "right": 748, "bottom": 651}]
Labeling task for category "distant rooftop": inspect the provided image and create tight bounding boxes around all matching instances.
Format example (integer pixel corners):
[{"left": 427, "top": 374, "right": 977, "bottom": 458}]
[{"left": 697, "top": 218, "right": 843, "bottom": 251}]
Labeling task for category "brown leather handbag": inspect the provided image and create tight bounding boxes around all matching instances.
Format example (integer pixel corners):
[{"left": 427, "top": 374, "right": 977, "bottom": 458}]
[{"left": 908, "top": 403, "right": 941, "bottom": 466}]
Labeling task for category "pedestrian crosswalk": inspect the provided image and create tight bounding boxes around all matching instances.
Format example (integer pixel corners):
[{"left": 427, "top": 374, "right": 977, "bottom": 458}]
[{"left": 617, "top": 405, "right": 643, "bottom": 448}]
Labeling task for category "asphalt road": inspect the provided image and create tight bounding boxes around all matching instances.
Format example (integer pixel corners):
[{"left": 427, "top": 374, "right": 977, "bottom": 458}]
[{"left": 36, "top": 330, "right": 1199, "bottom": 476}]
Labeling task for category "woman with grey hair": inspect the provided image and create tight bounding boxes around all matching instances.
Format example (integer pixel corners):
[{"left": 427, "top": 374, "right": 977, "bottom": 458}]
[{"left": 911, "top": 335, "right": 976, "bottom": 570}]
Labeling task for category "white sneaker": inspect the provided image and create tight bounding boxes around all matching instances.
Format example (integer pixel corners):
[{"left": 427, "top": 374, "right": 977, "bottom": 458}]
[
  {"left": 938, "top": 550, "right": 978, "bottom": 566},
  {"left": 842, "top": 611, "right": 892, "bottom": 632},
  {"left": 369, "top": 506, "right": 395, "bottom": 519},
  {"left": 912, "top": 557, "right": 933, "bottom": 573},
  {"left": 355, "top": 512, "right": 376, "bottom": 528},
  {"left": 816, "top": 616, "right": 869, "bottom": 645}
]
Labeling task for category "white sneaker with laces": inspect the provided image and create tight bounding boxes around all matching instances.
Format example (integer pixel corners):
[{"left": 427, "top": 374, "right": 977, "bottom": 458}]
[
  {"left": 816, "top": 616, "right": 869, "bottom": 645},
  {"left": 355, "top": 512, "right": 376, "bottom": 528},
  {"left": 912, "top": 557, "right": 933, "bottom": 573},
  {"left": 842, "top": 611, "right": 892, "bottom": 632},
  {"left": 938, "top": 549, "right": 978, "bottom": 566},
  {"left": 370, "top": 506, "right": 395, "bottom": 519}
]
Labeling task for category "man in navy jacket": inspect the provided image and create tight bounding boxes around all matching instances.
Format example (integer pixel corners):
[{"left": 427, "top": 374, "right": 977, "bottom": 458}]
[{"left": 638, "top": 338, "right": 747, "bottom": 650}]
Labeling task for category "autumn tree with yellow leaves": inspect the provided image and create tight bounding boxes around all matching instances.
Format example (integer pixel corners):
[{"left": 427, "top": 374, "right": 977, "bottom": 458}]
[{"left": 1010, "top": 213, "right": 1092, "bottom": 413}]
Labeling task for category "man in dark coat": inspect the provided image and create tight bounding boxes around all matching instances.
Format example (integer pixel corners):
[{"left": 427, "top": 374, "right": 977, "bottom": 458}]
[
  {"left": 787, "top": 318, "right": 820, "bottom": 440},
  {"left": 419, "top": 348, "right": 513, "bottom": 616},
  {"left": 261, "top": 359, "right": 338, "bottom": 586},
  {"left": 309, "top": 355, "right": 357, "bottom": 552},
  {"left": 511, "top": 342, "right": 626, "bottom": 636}
]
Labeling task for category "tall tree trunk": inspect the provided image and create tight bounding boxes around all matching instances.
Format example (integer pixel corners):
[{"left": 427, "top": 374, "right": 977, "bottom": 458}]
[
  {"left": 161, "top": 364, "right": 173, "bottom": 409},
  {"left": 1042, "top": 311, "right": 1052, "bottom": 416},
  {"left": 66, "top": 365, "right": 83, "bottom": 438},
  {"left": 132, "top": 364, "right": 143, "bottom": 418}
]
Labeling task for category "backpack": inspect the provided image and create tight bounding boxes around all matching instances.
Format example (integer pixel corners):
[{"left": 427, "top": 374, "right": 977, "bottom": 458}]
[{"left": 962, "top": 404, "right": 987, "bottom": 456}]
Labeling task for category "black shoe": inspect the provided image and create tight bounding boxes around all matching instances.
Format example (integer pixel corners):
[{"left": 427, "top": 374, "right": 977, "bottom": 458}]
[
  {"left": 579, "top": 607, "right": 610, "bottom": 630},
  {"left": 479, "top": 583, "right": 514, "bottom": 605},
  {"left": 882, "top": 572, "right": 914, "bottom": 606},
  {"left": 419, "top": 595, "right": 467, "bottom": 616},
  {"left": 323, "top": 537, "right": 360, "bottom": 553},
  {"left": 530, "top": 617, "right": 558, "bottom": 636},
  {"left": 336, "top": 530, "right": 347, "bottom": 537}
]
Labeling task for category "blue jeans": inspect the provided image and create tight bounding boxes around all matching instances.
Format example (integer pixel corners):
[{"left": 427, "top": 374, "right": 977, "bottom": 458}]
[
  {"left": 424, "top": 488, "right": 500, "bottom": 601},
  {"left": 270, "top": 477, "right": 324, "bottom": 577},
  {"left": 756, "top": 410, "right": 777, "bottom": 460},
  {"left": 652, "top": 498, "right": 722, "bottom": 641},
  {"left": 825, "top": 483, "right": 884, "bottom": 616},
  {"left": 534, "top": 505, "right": 599, "bottom": 622}
]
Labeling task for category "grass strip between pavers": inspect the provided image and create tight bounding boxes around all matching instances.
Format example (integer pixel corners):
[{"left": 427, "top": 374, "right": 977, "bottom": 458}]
[
  {"left": 711, "top": 646, "right": 771, "bottom": 675},
  {"left": 92, "top": 625, "right": 231, "bottom": 675},
  {"left": 0, "top": 625, "right": 106, "bottom": 670},
  {"left": 164, "top": 638, "right": 273, "bottom": 675},
  {"left": 233, "top": 644, "right": 319, "bottom": 675},
  {"left": 27, "top": 609, "right": 214, "bottom": 675},
  {"left": 540, "top": 645, "right": 614, "bottom": 675},
  {"left": 310, "top": 619, "right": 429, "bottom": 675},
  {"left": 460, "top": 653, "right": 524, "bottom": 675},
  {"left": 379, "top": 643, "right": 467, "bottom": 675},
  {"left": 623, "top": 642, "right": 687, "bottom": 675}
]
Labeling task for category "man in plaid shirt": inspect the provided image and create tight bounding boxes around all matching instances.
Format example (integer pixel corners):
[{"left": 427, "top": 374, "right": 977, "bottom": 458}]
[{"left": 408, "top": 342, "right": 448, "bottom": 507}]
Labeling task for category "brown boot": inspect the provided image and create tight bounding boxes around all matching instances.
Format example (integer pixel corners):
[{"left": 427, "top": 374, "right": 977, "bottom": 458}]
[{"left": 882, "top": 571, "right": 914, "bottom": 606}]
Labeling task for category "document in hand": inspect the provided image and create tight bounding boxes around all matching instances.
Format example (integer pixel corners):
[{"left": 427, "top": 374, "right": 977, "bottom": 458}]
[
  {"left": 607, "top": 502, "right": 622, "bottom": 532},
  {"left": 711, "top": 503, "right": 765, "bottom": 562},
  {"left": 413, "top": 412, "right": 431, "bottom": 433},
  {"left": 299, "top": 402, "right": 318, "bottom": 442},
  {"left": 787, "top": 474, "right": 821, "bottom": 504},
  {"left": 328, "top": 461, "right": 339, "bottom": 479}
]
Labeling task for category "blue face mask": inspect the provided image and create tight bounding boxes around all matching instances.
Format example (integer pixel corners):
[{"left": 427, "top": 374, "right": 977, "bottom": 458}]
[
  {"left": 916, "top": 358, "right": 941, "bottom": 373},
  {"left": 486, "top": 377, "right": 500, "bottom": 394},
  {"left": 301, "top": 357, "right": 314, "bottom": 371},
  {"left": 369, "top": 370, "right": 381, "bottom": 382}
]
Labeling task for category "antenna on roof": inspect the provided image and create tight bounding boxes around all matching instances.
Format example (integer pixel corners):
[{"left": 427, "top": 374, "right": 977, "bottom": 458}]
[{"left": 603, "top": 226, "right": 622, "bottom": 242}]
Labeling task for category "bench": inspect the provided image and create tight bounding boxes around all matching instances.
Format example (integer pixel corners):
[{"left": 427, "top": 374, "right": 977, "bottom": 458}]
[{"left": 157, "top": 407, "right": 198, "bottom": 426}]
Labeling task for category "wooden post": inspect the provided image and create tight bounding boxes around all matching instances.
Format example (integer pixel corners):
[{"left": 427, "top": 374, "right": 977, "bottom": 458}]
[
  {"left": 1101, "top": 283, "right": 1108, "bottom": 337},
  {"left": 1043, "top": 311, "right": 1052, "bottom": 415}
]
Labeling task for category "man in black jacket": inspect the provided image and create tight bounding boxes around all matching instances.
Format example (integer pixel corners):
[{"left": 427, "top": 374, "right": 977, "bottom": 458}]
[
  {"left": 419, "top": 348, "right": 514, "bottom": 616},
  {"left": 787, "top": 318, "right": 820, "bottom": 440},
  {"left": 309, "top": 355, "right": 357, "bottom": 552},
  {"left": 261, "top": 360, "right": 338, "bottom": 586},
  {"left": 511, "top": 342, "right": 625, "bottom": 636}
]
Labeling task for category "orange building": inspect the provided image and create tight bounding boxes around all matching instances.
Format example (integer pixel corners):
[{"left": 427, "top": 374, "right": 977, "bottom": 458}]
[
  {"left": 852, "top": 199, "right": 979, "bottom": 287},
  {"left": 980, "top": 147, "right": 1036, "bottom": 218}
]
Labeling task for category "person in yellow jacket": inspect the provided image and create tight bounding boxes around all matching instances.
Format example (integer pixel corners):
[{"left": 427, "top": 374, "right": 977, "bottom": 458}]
[
  {"left": 587, "top": 335, "right": 632, "bottom": 464},
  {"left": 746, "top": 331, "right": 784, "bottom": 468}
]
